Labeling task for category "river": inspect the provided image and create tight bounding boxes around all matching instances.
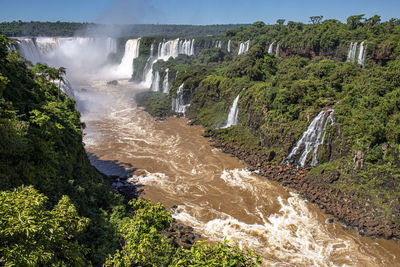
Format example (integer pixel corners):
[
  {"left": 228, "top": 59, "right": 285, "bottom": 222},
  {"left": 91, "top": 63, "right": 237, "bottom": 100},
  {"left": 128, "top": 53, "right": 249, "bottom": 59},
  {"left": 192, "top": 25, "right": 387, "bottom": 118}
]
[{"left": 77, "top": 79, "right": 400, "bottom": 267}]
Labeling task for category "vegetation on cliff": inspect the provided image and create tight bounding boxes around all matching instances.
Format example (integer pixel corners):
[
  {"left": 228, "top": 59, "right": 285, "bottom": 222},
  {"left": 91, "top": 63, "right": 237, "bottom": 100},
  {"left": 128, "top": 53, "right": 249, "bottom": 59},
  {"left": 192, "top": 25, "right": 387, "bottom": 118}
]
[{"left": 142, "top": 15, "right": 400, "bottom": 238}]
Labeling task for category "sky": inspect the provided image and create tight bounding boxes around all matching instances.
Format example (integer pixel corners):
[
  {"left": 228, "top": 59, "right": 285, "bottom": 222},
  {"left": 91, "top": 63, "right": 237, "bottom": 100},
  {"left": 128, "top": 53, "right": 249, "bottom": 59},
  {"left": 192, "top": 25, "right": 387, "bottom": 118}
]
[{"left": 0, "top": 0, "right": 399, "bottom": 25}]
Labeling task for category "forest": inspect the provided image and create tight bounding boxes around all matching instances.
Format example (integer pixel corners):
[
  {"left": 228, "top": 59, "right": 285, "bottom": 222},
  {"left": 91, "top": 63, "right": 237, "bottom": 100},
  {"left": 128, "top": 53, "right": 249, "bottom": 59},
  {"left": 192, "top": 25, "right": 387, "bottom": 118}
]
[{"left": 0, "top": 21, "right": 248, "bottom": 38}]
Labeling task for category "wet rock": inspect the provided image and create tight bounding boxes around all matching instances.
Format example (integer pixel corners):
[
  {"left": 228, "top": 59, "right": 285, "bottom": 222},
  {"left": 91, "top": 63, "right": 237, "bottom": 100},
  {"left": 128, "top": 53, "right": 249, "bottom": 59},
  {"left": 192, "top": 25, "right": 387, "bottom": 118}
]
[{"left": 107, "top": 80, "right": 118, "bottom": 86}]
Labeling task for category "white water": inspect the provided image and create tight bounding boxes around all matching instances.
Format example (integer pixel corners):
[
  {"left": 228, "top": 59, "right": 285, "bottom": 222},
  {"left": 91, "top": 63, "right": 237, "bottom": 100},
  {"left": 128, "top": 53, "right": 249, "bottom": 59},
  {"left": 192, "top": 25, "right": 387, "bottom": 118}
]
[
  {"left": 268, "top": 41, "right": 275, "bottom": 54},
  {"left": 358, "top": 41, "right": 367, "bottom": 67},
  {"left": 286, "top": 109, "right": 334, "bottom": 167},
  {"left": 223, "top": 94, "right": 240, "bottom": 128},
  {"left": 215, "top": 40, "right": 222, "bottom": 48},
  {"left": 172, "top": 83, "right": 189, "bottom": 114},
  {"left": 150, "top": 71, "right": 160, "bottom": 92},
  {"left": 346, "top": 42, "right": 358, "bottom": 63},
  {"left": 238, "top": 40, "right": 250, "bottom": 55},
  {"left": 227, "top": 40, "right": 231, "bottom": 53},
  {"left": 117, "top": 39, "right": 141, "bottom": 78},
  {"left": 14, "top": 36, "right": 123, "bottom": 80},
  {"left": 162, "top": 69, "right": 169, "bottom": 94},
  {"left": 275, "top": 43, "right": 280, "bottom": 57}
]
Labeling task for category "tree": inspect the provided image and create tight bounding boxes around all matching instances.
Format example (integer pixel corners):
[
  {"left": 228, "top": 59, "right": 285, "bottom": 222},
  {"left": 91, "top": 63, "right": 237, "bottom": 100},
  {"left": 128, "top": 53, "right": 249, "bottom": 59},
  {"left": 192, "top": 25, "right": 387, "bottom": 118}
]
[
  {"left": 276, "top": 19, "right": 285, "bottom": 25},
  {"left": 347, "top": 14, "right": 365, "bottom": 30},
  {"left": 310, "top": 16, "right": 324, "bottom": 24},
  {"left": 252, "top": 21, "right": 266, "bottom": 28},
  {"left": 0, "top": 186, "right": 90, "bottom": 266}
]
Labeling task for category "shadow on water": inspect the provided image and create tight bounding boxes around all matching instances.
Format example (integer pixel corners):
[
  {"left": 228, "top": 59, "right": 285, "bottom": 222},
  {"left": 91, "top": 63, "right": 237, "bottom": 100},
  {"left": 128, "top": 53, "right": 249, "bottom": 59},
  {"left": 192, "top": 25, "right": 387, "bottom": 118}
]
[
  {"left": 87, "top": 152, "right": 136, "bottom": 177},
  {"left": 87, "top": 152, "right": 143, "bottom": 200}
]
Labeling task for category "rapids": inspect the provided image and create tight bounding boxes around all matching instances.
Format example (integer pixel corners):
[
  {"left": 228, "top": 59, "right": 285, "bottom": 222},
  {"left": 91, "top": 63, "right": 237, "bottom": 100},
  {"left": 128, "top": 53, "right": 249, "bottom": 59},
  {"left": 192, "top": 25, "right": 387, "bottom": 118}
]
[{"left": 77, "top": 80, "right": 400, "bottom": 267}]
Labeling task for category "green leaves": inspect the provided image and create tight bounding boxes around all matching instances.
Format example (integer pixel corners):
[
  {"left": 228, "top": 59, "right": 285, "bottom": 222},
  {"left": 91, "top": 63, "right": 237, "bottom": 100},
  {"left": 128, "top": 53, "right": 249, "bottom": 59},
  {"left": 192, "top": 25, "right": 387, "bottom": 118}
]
[
  {"left": 105, "top": 199, "right": 261, "bottom": 267},
  {"left": 0, "top": 186, "right": 89, "bottom": 266}
]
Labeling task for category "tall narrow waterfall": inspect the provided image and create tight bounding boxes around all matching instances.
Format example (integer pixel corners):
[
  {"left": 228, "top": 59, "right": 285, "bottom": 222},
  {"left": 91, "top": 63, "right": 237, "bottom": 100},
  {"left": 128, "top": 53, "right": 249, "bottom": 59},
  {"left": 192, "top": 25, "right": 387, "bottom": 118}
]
[
  {"left": 223, "top": 94, "right": 240, "bottom": 128},
  {"left": 215, "top": 40, "right": 222, "bottom": 48},
  {"left": 286, "top": 109, "right": 334, "bottom": 167},
  {"left": 162, "top": 69, "right": 169, "bottom": 94},
  {"left": 117, "top": 39, "right": 141, "bottom": 77},
  {"left": 238, "top": 40, "right": 250, "bottom": 55},
  {"left": 150, "top": 71, "right": 160, "bottom": 92},
  {"left": 358, "top": 41, "right": 367, "bottom": 67},
  {"left": 346, "top": 42, "right": 358, "bottom": 63},
  {"left": 268, "top": 41, "right": 275, "bottom": 54},
  {"left": 172, "top": 83, "right": 189, "bottom": 114},
  {"left": 275, "top": 43, "right": 280, "bottom": 57},
  {"left": 227, "top": 40, "right": 231, "bottom": 52}
]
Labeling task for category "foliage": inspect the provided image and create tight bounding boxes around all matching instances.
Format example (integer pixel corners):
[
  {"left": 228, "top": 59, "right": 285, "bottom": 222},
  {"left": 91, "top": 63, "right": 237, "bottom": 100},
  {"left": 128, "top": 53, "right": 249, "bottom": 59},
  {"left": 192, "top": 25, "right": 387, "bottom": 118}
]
[
  {"left": 0, "top": 186, "right": 89, "bottom": 266},
  {"left": 104, "top": 199, "right": 261, "bottom": 267},
  {"left": 135, "top": 91, "right": 173, "bottom": 119}
]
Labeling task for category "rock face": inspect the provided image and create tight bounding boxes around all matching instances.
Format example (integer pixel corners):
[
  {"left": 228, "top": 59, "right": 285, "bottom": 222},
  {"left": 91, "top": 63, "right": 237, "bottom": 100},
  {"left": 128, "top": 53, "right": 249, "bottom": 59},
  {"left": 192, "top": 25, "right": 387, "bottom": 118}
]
[{"left": 210, "top": 135, "right": 400, "bottom": 240}]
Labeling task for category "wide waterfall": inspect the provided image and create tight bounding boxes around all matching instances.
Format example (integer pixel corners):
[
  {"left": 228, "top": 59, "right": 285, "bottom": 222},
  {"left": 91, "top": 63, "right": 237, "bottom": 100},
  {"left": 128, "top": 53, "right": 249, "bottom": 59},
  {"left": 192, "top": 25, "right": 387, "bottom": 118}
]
[
  {"left": 286, "top": 109, "right": 334, "bottom": 167},
  {"left": 150, "top": 71, "right": 160, "bottom": 92},
  {"left": 141, "top": 38, "right": 195, "bottom": 87},
  {"left": 227, "top": 40, "right": 231, "bottom": 52},
  {"left": 238, "top": 40, "right": 250, "bottom": 55},
  {"left": 162, "top": 69, "right": 169, "bottom": 94},
  {"left": 172, "top": 83, "right": 189, "bottom": 114},
  {"left": 157, "top": 38, "right": 194, "bottom": 60},
  {"left": 215, "top": 40, "right": 222, "bottom": 48},
  {"left": 117, "top": 39, "right": 141, "bottom": 78},
  {"left": 15, "top": 38, "right": 42, "bottom": 63},
  {"left": 268, "top": 41, "right": 275, "bottom": 54},
  {"left": 223, "top": 94, "right": 240, "bottom": 128}
]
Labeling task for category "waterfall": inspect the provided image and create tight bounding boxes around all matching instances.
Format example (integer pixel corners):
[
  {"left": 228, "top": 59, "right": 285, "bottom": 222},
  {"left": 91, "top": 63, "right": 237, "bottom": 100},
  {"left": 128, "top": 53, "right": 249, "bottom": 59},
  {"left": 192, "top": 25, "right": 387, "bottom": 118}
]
[
  {"left": 150, "top": 71, "right": 160, "bottom": 92},
  {"left": 275, "top": 43, "right": 280, "bottom": 57},
  {"left": 117, "top": 39, "right": 141, "bottom": 77},
  {"left": 172, "top": 83, "right": 189, "bottom": 114},
  {"left": 238, "top": 40, "right": 250, "bottom": 55},
  {"left": 268, "top": 41, "right": 275, "bottom": 54},
  {"left": 15, "top": 38, "right": 42, "bottom": 63},
  {"left": 286, "top": 109, "right": 334, "bottom": 167},
  {"left": 227, "top": 40, "right": 231, "bottom": 53},
  {"left": 162, "top": 69, "right": 169, "bottom": 94},
  {"left": 106, "top": 37, "right": 117, "bottom": 54},
  {"left": 215, "top": 40, "right": 222, "bottom": 48},
  {"left": 358, "top": 41, "right": 367, "bottom": 67},
  {"left": 150, "top": 43, "right": 154, "bottom": 57},
  {"left": 346, "top": 42, "right": 358, "bottom": 63},
  {"left": 223, "top": 94, "right": 240, "bottom": 128},
  {"left": 141, "top": 38, "right": 195, "bottom": 87}
]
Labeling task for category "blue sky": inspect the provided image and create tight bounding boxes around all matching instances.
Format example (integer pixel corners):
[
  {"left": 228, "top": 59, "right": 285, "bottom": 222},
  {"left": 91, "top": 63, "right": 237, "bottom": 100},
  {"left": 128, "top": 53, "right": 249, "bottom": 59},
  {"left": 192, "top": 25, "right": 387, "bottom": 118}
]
[{"left": 0, "top": 0, "right": 399, "bottom": 25}]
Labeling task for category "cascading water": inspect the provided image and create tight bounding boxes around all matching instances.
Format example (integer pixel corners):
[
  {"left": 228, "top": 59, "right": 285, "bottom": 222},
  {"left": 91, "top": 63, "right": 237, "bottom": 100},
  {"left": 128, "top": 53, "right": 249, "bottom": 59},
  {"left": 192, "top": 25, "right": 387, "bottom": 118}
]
[
  {"left": 358, "top": 41, "right": 367, "bottom": 67},
  {"left": 215, "top": 40, "right": 222, "bottom": 48},
  {"left": 238, "top": 40, "right": 250, "bottom": 55},
  {"left": 150, "top": 71, "right": 160, "bottom": 92},
  {"left": 286, "top": 109, "right": 334, "bottom": 167},
  {"left": 275, "top": 43, "right": 280, "bottom": 57},
  {"left": 172, "top": 83, "right": 189, "bottom": 114},
  {"left": 15, "top": 38, "right": 42, "bottom": 63},
  {"left": 346, "top": 42, "right": 358, "bottom": 63},
  {"left": 162, "top": 69, "right": 169, "bottom": 94},
  {"left": 117, "top": 39, "right": 140, "bottom": 78},
  {"left": 268, "top": 41, "right": 275, "bottom": 54},
  {"left": 227, "top": 40, "right": 231, "bottom": 52},
  {"left": 223, "top": 94, "right": 240, "bottom": 128}
]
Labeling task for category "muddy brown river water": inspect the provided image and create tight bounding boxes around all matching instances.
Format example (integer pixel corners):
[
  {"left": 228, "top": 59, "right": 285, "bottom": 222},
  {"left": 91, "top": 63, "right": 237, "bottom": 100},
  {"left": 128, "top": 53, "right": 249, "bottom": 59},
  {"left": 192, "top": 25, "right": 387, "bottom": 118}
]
[{"left": 78, "top": 80, "right": 400, "bottom": 266}]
